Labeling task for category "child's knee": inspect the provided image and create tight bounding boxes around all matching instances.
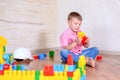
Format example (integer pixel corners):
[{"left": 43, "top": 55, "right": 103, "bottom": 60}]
[
  {"left": 93, "top": 47, "right": 99, "bottom": 55},
  {"left": 60, "top": 49, "right": 69, "bottom": 57}
]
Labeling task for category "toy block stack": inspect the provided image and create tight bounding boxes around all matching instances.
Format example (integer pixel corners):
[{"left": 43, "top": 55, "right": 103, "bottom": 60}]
[
  {"left": 0, "top": 55, "right": 87, "bottom": 80},
  {"left": 0, "top": 36, "right": 87, "bottom": 80},
  {"left": 3, "top": 54, "right": 14, "bottom": 64},
  {"left": 77, "top": 55, "right": 86, "bottom": 80},
  {"left": 0, "top": 36, "right": 7, "bottom": 64}
]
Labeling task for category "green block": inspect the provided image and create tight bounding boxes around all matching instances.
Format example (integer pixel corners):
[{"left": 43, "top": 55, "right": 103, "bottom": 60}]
[
  {"left": 35, "top": 70, "right": 40, "bottom": 80},
  {"left": 17, "top": 65, "right": 21, "bottom": 70},
  {"left": 79, "top": 67, "right": 83, "bottom": 77},
  {"left": 3, "top": 46, "right": 6, "bottom": 52},
  {"left": 49, "top": 51, "right": 54, "bottom": 57},
  {"left": 76, "top": 62, "right": 78, "bottom": 68},
  {"left": 68, "top": 77, "right": 72, "bottom": 80},
  {"left": 84, "top": 65, "right": 86, "bottom": 70}
]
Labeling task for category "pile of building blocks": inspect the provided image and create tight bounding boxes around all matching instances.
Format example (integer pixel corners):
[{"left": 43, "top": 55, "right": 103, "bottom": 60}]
[{"left": 0, "top": 36, "right": 87, "bottom": 80}]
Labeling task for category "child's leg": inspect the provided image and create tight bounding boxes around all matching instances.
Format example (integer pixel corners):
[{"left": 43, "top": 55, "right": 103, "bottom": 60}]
[
  {"left": 60, "top": 49, "right": 79, "bottom": 63},
  {"left": 82, "top": 47, "right": 99, "bottom": 67}
]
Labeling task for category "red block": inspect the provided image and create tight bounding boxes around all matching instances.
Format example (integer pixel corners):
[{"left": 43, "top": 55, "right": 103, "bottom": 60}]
[
  {"left": 44, "top": 65, "right": 54, "bottom": 76},
  {"left": 67, "top": 72, "right": 73, "bottom": 77},
  {"left": 67, "top": 54, "right": 73, "bottom": 65},
  {"left": 0, "top": 70, "right": 4, "bottom": 75},
  {"left": 4, "top": 64, "right": 10, "bottom": 70},
  {"left": 34, "top": 55, "right": 39, "bottom": 60},
  {"left": 81, "top": 36, "right": 88, "bottom": 45},
  {"left": 96, "top": 55, "right": 102, "bottom": 61}
]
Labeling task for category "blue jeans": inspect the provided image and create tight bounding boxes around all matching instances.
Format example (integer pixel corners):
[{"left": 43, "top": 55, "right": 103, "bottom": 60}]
[{"left": 60, "top": 47, "right": 99, "bottom": 63}]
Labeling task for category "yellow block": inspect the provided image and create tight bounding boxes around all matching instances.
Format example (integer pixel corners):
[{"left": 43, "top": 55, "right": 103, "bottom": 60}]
[
  {"left": 77, "top": 32, "right": 85, "bottom": 38},
  {"left": 0, "top": 36, "right": 7, "bottom": 46},
  {"left": 0, "top": 46, "right": 4, "bottom": 52},
  {"left": 73, "top": 69, "right": 81, "bottom": 80}
]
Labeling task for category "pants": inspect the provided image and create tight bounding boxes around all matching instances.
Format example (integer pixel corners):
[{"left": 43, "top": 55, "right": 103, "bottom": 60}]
[{"left": 60, "top": 47, "right": 99, "bottom": 63}]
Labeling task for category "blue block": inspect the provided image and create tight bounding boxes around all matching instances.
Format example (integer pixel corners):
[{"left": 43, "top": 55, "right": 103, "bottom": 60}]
[
  {"left": 54, "top": 64, "right": 57, "bottom": 71},
  {"left": 68, "top": 65, "right": 75, "bottom": 72},
  {"left": 80, "top": 75, "right": 86, "bottom": 80},
  {"left": 61, "top": 64, "right": 64, "bottom": 71},
  {"left": 5, "top": 60, "right": 10, "bottom": 64},
  {"left": 38, "top": 53, "right": 46, "bottom": 60},
  {"left": 0, "top": 64, "right": 3, "bottom": 70},
  {"left": 54, "top": 64, "right": 64, "bottom": 72},
  {"left": 12, "top": 65, "right": 17, "bottom": 70},
  {"left": 57, "top": 64, "right": 61, "bottom": 72},
  {"left": 21, "top": 65, "right": 26, "bottom": 70},
  {"left": 3, "top": 53, "right": 10, "bottom": 60}
]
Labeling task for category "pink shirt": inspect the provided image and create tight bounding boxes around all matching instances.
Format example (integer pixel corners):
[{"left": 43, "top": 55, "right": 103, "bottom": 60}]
[{"left": 60, "top": 28, "right": 82, "bottom": 55}]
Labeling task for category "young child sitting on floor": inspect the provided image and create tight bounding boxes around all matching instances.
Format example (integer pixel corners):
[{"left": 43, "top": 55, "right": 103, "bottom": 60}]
[{"left": 60, "top": 12, "right": 99, "bottom": 67}]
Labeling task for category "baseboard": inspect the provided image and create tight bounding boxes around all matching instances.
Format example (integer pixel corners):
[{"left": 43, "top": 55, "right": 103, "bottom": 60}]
[
  {"left": 32, "top": 47, "right": 120, "bottom": 55},
  {"left": 100, "top": 50, "right": 120, "bottom": 55},
  {"left": 31, "top": 47, "right": 61, "bottom": 54}
]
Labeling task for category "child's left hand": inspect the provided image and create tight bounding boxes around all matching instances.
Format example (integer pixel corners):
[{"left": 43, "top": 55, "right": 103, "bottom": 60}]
[{"left": 83, "top": 37, "right": 90, "bottom": 48}]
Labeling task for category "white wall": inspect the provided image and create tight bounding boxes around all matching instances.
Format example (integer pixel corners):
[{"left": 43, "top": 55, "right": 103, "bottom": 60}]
[
  {"left": 0, "top": 0, "right": 57, "bottom": 53},
  {"left": 57, "top": 0, "right": 120, "bottom": 52}
]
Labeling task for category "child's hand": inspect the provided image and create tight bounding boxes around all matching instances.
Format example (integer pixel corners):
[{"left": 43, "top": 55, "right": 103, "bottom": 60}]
[
  {"left": 83, "top": 37, "right": 90, "bottom": 48},
  {"left": 74, "top": 37, "right": 82, "bottom": 44}
]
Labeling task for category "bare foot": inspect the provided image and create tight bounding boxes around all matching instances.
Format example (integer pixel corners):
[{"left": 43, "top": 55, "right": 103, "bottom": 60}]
[{"left": 86, "top": 57, "right": 95, "bottom": 68}]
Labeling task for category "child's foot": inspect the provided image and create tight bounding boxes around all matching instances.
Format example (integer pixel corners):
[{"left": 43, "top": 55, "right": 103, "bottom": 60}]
[{"left": 86, "top": 57, "right": 95, "bottom": 68}]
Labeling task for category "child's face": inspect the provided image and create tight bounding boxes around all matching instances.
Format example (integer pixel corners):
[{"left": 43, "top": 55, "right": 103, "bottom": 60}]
[{"left": 68, "top": 18, "right": 82, "bottom": 32}]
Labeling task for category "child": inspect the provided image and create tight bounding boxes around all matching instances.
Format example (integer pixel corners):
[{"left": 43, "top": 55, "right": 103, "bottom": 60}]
[
  {"left": 60, "top": 12, "right": 99, "bottom": 67},
  {"left": 13, "top": 47, "right": 33, "bottom": 64}
]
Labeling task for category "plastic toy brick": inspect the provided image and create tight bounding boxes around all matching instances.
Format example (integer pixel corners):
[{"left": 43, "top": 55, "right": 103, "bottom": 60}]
[
  {"left": 34, "top": 55, "right": 39, "bottom": 60},
  {"left": 96, "top": 55, "right": 102, "bottom": 61},
  {"left": 67, "top": 54, "right": 73, "bottom": 65},
  {"left": 68, "top": 65, "right": 75, "bottom": 72},
  {"left": 0, "top": 36, "right": 7, "bottom": 46},
  {"left": 67, "top": 72, "right": 73, "bottom": 77},
  {"left": 0, "top": 64, "right": 3, "bottom": 70},
  {"left": 49, "top": 51, "right": 54, "bottom": 58},
  {"left": 38, "top": 53, "right": 46, "bottom": 60},
  {"left": 0, "top": 70, "right": 4, "bottom": 75},
  {"left": 3, "top": 64, "right": 10, "bottom": 70},
  {"left": 12, "top": 65, "right": 17, "bottom": 70}
]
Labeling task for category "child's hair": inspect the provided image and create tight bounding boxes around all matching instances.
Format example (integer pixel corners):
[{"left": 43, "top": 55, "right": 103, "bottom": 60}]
[{"left": 68, "top": 12, "right": 82, "bottom": 21}]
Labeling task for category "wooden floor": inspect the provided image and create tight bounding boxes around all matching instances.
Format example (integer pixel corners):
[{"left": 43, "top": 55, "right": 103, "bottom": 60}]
[{"left": 25, "top": 50, "right": 120, "bottom": 80}]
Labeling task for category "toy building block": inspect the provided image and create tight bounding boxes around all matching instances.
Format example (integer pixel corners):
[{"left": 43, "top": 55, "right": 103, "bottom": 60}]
[
  {"left": 34, "top": 55, "right": 39, "bottom": 60},
  {"left": 67, "top": 54, "right": 73, "bottom": 65},
  {"left": 67, "top": 71, "right": 73, "bottom": 77},
  {"left": 38, "top": 53, "right": 46, "bottom": 60},
  {"left": 68, "top": 65, "right": 75, "bottom": 72},
  {"left": 96, "top": 55, "right": 102, "bottom": 61},
  {"left": 44, "top": 65, "right": 54, "bottom": 76},
  {"left": 77, "top": 32, "right": 88, "bottom": 45},
  {"left": 49, "top": 51, "right": 54, "bottom": 58},
  {"left": 0, "top": 70, "right": 4, "bottom": 75},
  {"left": 3, "top": 64, "right": 10, "bottom": 70},
  {"left": 35, "top": 70, "right": 40, "bottom": 80},
  {"left": 17, "top": 64, "right": 21, "bottom": 70},
  {"left": 0, "top": 36, "right": 7, "bottom": 46}
]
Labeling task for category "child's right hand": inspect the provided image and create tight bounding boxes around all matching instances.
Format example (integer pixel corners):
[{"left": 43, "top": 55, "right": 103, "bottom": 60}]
[{"left": 74, "top": 37, "right": 82, "bottom": 44}]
